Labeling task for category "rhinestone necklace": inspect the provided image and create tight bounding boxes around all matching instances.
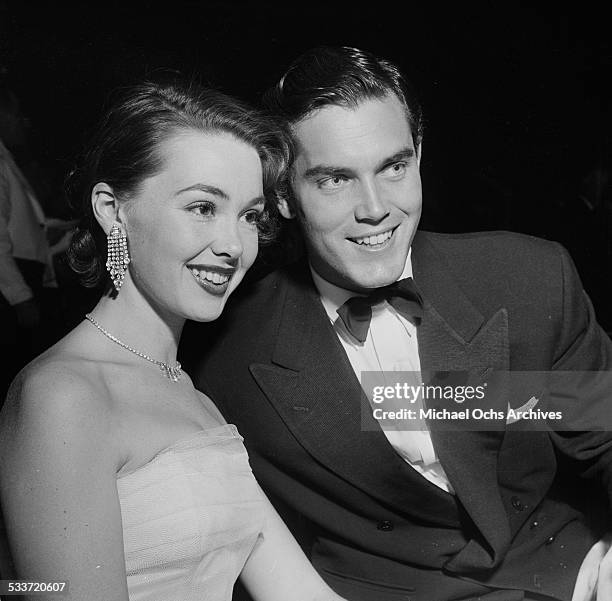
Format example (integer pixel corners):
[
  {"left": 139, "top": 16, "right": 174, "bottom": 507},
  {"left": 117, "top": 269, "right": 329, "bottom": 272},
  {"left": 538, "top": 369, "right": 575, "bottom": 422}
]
[{"left": 84, "top": 313, "right": 182, "bottom": 382}]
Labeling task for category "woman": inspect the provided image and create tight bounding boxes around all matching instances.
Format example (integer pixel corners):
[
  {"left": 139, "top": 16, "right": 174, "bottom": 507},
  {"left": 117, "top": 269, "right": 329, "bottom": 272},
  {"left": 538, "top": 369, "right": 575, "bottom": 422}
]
[{"left": 0, "top": 78, "right": 345, "bottom": 601}]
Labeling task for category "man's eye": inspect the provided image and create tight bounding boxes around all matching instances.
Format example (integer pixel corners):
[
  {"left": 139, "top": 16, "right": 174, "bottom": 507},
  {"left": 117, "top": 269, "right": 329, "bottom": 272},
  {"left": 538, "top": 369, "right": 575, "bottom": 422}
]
[
  {"left": 382, "top": 162, "right": 408, "bottom": 178},
  {"left": 190, "top": 202, "right": 215, "bottom": 217},
  {"left": 318, "top": 175, "right": 348, "bottom": 190}
]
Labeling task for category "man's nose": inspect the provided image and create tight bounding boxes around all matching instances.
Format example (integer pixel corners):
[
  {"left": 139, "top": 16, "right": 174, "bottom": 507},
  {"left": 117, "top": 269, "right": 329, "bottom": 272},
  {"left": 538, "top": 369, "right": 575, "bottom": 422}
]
[{"left": 354, "top": 179, "right": 389, "bottom": 222}]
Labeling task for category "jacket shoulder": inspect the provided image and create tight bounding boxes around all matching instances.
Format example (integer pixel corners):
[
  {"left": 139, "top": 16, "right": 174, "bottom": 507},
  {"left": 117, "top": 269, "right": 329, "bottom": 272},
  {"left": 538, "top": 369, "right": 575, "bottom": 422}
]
[
  {"left": 180, "top": 261, "right": 306, "bottom": 373},
  {"left": 421, "top": 229, "right": 561, "bottom": 256},
  {"left": 226, "top": 260, "right": 306, "bottom": 317},
  {"left": 418, "top": 230, "right": 568, "bottom": 278}
]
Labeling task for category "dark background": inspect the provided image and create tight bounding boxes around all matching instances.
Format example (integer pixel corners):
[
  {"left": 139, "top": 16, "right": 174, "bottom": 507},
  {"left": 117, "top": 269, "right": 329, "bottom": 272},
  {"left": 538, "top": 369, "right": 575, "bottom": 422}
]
[{"left": 1, "top": 1, "right": 610, "bottom": 328}]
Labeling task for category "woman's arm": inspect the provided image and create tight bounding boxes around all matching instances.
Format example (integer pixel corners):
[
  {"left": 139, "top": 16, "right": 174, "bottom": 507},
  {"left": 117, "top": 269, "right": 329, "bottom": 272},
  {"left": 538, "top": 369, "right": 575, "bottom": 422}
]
[
  {"left": 0, "top": 363, "right": 129, "bottom": 601},
  {"left": 239, "top": 488, "right": 346, "bottom": 601}
]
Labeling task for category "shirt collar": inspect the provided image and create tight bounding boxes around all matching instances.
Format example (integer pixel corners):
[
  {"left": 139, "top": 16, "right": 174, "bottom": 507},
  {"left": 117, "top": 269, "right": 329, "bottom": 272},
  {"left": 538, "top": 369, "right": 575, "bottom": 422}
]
[{"left": 310, "top": 248, "right": 414, "bottom": 323}]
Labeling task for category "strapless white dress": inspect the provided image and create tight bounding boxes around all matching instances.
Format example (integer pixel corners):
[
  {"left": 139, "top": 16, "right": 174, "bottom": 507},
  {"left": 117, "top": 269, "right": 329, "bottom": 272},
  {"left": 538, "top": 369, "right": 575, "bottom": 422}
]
[{"left": 116, "top": 424, "right": 266, "bottom": 601}]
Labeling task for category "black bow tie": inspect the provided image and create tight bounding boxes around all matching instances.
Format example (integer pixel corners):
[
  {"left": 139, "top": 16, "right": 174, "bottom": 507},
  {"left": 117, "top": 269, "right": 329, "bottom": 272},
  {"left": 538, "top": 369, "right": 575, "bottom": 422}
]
[{"left": 336, "top": 278, "right": 424, "bottom": 344}]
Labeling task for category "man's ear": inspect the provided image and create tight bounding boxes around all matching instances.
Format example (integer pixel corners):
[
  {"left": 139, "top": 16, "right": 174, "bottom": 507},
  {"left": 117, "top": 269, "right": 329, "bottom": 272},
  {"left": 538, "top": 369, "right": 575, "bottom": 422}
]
[
  {"left": 277, "top": 194, "right": 296, "bottom": 220},
  {"left": 91, "top": 182, "right": 120, "bottom": 233},
  {"left": 416, "top": 140, "right": 423, "bottom": 168}
]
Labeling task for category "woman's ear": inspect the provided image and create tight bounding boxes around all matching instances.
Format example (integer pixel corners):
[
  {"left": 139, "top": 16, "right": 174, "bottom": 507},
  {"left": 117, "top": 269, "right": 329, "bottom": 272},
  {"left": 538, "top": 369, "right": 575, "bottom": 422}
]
[{"left": 91, "top": 182, "right": 120, "bottom": 234}]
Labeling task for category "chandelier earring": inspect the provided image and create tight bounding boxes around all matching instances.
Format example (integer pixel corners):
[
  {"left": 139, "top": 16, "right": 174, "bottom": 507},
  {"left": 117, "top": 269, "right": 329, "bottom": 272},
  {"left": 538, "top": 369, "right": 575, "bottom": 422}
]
[{"left": 106, "top": 222, "right": 130, "bottom": 291}]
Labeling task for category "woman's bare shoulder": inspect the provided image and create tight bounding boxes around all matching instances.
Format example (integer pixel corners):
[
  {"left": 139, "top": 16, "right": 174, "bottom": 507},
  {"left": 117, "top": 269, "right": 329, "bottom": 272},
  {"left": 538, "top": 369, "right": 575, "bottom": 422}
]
[
  {"left": 0, "top": 347, "right": 116, "bottom": 471},
  {"left": 5, "top": 345, "right": 108, "bottom": 411}
]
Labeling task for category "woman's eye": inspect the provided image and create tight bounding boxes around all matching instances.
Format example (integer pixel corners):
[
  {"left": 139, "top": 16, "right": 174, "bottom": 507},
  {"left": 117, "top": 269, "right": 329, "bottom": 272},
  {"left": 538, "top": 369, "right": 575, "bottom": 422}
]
[
  {"left": 242, "top": 210, "right": 263, "bottom": 226},
  {"left": 190, "top": 202, "right": 215, "bottom": 217},
  {"left": 318, "top": 175, "right": 348, "bottom": 190}
]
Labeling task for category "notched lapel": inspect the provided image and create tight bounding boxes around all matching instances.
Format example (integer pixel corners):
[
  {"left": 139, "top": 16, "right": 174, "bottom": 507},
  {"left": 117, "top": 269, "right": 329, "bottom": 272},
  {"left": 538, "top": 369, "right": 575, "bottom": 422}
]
[
  {"left": 413, "top": 233, "right": 513, "bottom": 569},
  {"left": 419, "top": 303, "right": 509, "bottom": 372},
  {"left": 426, "top": 308, "right": 512, "bottom": 570}
]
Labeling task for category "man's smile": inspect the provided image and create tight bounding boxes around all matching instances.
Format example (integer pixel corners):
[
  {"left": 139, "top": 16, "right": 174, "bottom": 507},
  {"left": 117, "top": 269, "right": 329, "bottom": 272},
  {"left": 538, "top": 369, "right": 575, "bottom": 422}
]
[{"left": 347, "top": 225, "right": 399, "bottom": 249}]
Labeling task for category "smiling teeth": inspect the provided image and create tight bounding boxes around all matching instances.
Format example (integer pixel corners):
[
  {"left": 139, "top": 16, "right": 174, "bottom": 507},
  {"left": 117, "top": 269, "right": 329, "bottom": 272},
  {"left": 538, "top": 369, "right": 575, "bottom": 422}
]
[
  {"left": 189, "top": 268, "right": 231, "bottom": 285},
  {"left": 353, "top": 229, "right": 393, "bottom": 245}
]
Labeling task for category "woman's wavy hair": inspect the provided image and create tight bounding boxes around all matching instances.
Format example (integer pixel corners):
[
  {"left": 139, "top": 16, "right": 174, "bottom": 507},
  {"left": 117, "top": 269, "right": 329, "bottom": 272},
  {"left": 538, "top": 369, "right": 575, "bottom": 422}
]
[{"left": 66, "top": 75, "right": 292, "bottom": 290}]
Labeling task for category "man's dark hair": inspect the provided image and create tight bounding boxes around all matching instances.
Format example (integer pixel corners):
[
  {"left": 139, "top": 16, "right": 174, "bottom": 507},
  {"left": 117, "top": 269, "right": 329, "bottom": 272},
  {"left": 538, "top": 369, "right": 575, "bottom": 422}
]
[{"left": 263, "top": 46, "right": 424, "bottom": 149}]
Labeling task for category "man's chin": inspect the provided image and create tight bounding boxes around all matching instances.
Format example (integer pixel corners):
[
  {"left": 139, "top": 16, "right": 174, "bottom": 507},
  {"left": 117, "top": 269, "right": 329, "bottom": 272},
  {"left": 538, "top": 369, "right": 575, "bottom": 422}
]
[
  {"left": 310, "top": 249, "right": 409, "bottom": 291},
  {"left": 344, "top": 268, "right": 406, "bottom": 292}
]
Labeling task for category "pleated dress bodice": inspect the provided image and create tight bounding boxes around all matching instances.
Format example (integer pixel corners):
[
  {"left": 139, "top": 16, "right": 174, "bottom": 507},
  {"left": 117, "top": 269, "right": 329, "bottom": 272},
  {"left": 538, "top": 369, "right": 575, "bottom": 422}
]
[{"left": 116, "top": 424, "right": 266, "bottom": 601}]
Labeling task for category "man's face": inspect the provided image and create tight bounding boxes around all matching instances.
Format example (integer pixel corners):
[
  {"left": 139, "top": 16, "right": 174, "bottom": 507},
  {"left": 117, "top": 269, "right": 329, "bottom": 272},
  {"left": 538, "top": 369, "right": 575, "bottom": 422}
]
[{"left": 287, "top": 94, "right": 422, "bottom": 293}]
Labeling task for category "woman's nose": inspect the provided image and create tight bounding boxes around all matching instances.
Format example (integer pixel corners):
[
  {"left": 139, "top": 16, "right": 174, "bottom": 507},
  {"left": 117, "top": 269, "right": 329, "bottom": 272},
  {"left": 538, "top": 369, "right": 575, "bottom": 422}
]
[{"left": 210, "top": 220, "right": 244, "bottom": 261}]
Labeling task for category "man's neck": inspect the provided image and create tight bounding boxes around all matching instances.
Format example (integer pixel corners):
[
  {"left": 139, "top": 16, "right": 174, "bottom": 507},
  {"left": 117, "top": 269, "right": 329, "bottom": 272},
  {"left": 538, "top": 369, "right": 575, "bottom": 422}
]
[{"left": 309, "top": 248, "right": 413, "bottom": 320}]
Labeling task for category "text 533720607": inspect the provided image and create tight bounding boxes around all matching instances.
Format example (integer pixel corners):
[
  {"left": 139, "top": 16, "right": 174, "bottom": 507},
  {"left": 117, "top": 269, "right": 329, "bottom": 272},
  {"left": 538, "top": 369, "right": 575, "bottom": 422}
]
[{"left": 0, "top": 580, "right": 68, "bottom": 595}]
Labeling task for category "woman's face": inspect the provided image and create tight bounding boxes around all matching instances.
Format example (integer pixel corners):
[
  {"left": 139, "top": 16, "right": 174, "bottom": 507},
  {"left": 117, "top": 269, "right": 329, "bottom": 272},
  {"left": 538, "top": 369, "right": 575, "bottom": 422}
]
[{"left": 120, "top": 130, "right": 264, "bottom": 323}]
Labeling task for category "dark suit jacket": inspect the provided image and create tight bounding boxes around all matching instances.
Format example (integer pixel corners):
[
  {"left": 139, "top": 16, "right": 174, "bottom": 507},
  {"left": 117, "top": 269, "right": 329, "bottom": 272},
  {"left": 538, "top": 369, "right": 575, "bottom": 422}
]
[{"left": 185, "top": 231, "right": 612, "bottom": 601}]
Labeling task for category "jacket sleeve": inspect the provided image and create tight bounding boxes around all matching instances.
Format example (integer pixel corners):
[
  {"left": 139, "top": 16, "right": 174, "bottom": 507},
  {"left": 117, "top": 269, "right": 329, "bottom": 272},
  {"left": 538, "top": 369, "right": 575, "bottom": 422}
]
[{"left": 548, "top": 242, "right": 612, "bottom": 505}]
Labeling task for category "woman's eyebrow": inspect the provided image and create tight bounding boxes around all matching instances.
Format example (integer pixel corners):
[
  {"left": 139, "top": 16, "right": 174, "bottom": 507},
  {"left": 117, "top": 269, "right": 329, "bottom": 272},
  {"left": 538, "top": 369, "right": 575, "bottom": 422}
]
[{"left": 175, "top": 183, "right": 229, "bottom": 200}]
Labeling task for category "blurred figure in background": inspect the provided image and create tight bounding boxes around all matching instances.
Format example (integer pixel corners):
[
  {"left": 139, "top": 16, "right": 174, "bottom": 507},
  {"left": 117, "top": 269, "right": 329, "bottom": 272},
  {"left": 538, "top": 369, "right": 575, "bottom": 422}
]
[{"left": 0, "top": 76, "right": 73, "bottom": 400}]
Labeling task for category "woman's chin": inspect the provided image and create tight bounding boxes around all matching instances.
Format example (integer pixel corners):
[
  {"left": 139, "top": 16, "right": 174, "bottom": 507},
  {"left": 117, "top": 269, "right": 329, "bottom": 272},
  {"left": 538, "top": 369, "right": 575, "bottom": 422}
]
[{"left": 188, "top": 298, "right": 231, "bottom": 323}]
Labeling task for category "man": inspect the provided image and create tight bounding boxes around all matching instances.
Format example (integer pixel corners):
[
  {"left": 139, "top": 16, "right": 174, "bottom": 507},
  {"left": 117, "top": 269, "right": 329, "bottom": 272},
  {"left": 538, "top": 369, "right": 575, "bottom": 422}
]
[{"left": 186, "top": 47, "right": 612, "bottom": 600}]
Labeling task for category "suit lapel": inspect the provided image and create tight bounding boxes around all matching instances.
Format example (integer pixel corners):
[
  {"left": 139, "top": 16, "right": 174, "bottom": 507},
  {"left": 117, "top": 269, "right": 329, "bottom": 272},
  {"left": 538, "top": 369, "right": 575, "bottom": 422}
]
[
  {"left": 413, "top": 232, "right": 512, "bottom": 568},
  {"left": 250, "top": 264, "right": 458, "bottom": 522}
]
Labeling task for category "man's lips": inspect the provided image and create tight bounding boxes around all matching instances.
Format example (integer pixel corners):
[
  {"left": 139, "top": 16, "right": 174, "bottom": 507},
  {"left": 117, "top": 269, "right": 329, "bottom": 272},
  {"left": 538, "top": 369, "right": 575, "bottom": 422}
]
[{"left": 347, "top": 225, "right": 399, "bottom": 246}]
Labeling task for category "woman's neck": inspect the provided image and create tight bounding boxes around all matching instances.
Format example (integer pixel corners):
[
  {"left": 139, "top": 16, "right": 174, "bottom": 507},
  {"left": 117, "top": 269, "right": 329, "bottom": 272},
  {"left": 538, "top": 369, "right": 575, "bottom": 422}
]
[{"left": 89, "top": 287, "right": 183, "bottom": 366}]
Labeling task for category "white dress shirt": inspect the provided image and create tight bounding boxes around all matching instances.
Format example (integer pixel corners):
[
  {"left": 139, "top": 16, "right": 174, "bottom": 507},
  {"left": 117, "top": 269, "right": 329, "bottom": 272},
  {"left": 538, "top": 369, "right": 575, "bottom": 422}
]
[{"left": 310, "top": 250, "right": 454, "bottom": 493}]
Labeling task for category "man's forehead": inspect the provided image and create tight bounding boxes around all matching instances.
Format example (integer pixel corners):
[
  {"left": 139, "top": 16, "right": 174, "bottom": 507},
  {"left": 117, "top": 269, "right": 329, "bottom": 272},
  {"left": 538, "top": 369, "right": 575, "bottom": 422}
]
[{"left": 291, "top": 95, "right": 413, "bottom": 168}]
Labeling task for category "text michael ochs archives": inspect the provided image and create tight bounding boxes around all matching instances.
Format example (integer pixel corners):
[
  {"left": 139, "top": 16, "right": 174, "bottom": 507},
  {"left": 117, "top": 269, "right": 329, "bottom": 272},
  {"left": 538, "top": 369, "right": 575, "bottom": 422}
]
[{"left": 358, "top": 371, "right": 612, "bottom": 432}]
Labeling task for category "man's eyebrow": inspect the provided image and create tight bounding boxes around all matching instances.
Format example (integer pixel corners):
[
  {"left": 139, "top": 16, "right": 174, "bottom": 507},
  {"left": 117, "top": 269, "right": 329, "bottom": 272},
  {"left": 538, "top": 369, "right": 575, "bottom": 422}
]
[
  {"left": 375, "top": 148, "right": 415, "bottom": 171},
  {"left": 175, "top": 183, "right": 229, "bottom": 200},
  {"left": 302, "top": 165, "right": 350, "bottom": 180},
  {"left": 301, "top": 147, "right": 416, "bottom": 180}
]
